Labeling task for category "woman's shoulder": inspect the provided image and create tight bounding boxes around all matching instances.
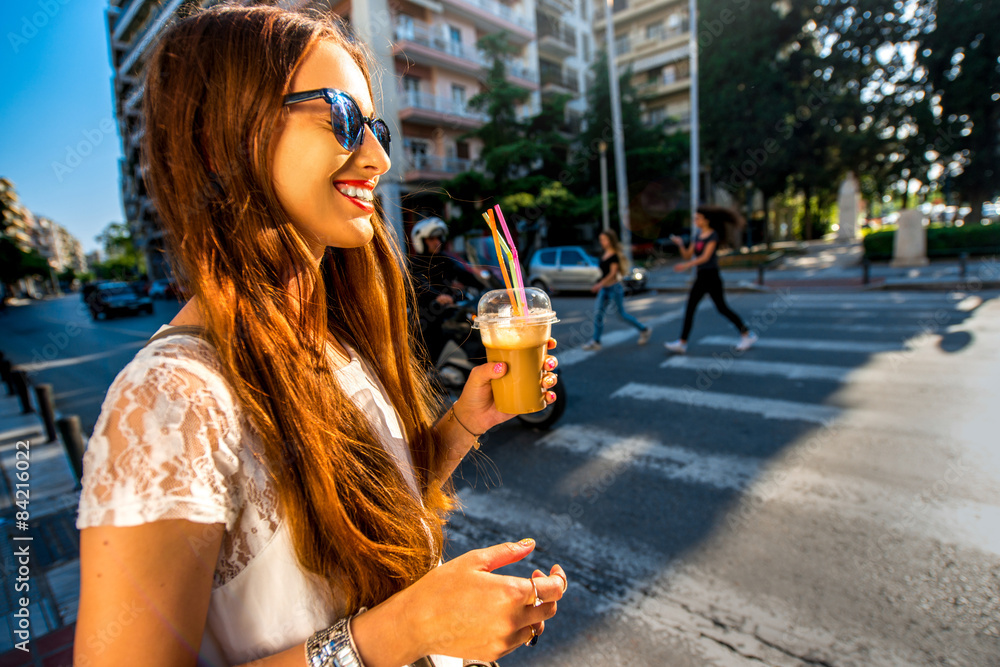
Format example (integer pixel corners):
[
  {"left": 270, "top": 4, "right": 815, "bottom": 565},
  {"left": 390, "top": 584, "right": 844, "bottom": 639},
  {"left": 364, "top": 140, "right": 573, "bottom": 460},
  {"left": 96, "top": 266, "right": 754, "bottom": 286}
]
[{"left": 110, "top": 327, "right": 238, "bottom": 420}]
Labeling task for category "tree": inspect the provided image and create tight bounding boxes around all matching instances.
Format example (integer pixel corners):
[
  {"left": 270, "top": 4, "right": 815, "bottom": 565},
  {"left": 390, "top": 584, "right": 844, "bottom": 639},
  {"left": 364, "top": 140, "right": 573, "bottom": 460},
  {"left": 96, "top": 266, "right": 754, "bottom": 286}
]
[
  {"left": 96, "top": 221, "right": 145, "bottom": 278},
  {"left": 576, "top": 50, "right": 690, "bottom": 242},
  {"left": 912, "top": 0, "right": 1000, "bottom": 217}
]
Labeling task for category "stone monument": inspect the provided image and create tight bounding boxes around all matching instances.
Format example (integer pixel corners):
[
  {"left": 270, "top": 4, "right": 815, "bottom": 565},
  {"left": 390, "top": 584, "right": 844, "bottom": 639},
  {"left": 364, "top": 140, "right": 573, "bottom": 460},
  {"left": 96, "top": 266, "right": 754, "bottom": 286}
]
[
  {"left": 891, "top": 209, "right": 929, "bottom": 267},
  {"left": 837, "top": 172, "right": 861, "bottom": 240}
]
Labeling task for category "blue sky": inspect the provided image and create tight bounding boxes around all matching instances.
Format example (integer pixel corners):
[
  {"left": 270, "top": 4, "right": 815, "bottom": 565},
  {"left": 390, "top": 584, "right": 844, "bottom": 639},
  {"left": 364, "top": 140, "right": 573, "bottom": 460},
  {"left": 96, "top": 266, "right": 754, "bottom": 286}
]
[{"left": 1, "top": 0, "right": 123, "bottom": 254}]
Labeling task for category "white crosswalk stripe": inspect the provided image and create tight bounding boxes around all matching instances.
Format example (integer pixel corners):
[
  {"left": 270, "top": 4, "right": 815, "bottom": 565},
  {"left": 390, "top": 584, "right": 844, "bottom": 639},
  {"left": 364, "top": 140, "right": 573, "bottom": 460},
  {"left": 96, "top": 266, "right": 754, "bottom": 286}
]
[
  {"left": 660, "top": 355, "right": 851, "bottom": 381},
  {"left": 697, "top": 335, "right": 901, "bottom": 353},
  {"left": 610, "top": 382, "right": 840, "bottom": 423}
]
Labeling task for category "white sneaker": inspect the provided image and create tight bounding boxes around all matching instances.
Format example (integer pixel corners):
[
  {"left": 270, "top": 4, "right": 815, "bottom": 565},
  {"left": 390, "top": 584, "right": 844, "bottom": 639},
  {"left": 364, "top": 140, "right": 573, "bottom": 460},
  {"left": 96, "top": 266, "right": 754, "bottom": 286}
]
[
  {"left": 582, "top": 340, "right": 602, "bottom": 351},
  {"left": 664, "top": 339, "right": 687, "bottom": 354},
  {"left": 736, "top": 332, "right": 758, "bottom": 352},
  {"left": 637, "top": 326, "right": 652, "bottom": 345}
]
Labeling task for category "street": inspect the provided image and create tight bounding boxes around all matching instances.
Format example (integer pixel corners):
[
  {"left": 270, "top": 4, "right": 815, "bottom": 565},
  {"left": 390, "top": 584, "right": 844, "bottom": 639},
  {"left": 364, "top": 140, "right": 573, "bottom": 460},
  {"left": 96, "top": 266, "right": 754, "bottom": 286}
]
[
  {"left": 2, "top": 287, "right": 999, "bottom": 665},
  {"left": 450, "top": 288, "right": 1000, "bottom": 666},
  {"left": 1, "top": 295, "right": 182, "bottom": 436}
]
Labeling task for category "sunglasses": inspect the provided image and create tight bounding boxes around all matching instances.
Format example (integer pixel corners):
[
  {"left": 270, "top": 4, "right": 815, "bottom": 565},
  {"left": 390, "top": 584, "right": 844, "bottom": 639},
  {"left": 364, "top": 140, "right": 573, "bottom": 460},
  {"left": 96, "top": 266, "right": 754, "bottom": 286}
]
[{"left": 283, "top": 88, "right": 391, "bottom": 157}]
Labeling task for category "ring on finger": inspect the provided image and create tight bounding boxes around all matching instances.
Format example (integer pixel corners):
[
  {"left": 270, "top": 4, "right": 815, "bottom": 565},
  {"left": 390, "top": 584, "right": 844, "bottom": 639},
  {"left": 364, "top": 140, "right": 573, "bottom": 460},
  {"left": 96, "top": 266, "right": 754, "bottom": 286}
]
[
  {"left": 554, "top": 571, "right": 568, "bottom": 593},
  {"left": 530, "top": 578, "right": 543, "bottom": 607},
  {"left": 525, "top": 624, "right": 539, "bottom": 647}
]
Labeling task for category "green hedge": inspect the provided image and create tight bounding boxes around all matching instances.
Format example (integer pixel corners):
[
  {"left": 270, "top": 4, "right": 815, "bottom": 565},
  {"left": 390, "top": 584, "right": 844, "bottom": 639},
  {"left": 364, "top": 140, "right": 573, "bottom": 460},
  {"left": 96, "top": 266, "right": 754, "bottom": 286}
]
[{"left": 863, "top": 223, "right": 1000, "bottom": 260}]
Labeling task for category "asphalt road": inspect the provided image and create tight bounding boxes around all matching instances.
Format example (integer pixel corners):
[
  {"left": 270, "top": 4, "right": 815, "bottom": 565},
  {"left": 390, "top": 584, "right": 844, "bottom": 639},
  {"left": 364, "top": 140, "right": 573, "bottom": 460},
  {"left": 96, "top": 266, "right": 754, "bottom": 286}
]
[{"left": 2, "top": 287, "right": 999, "bottom": 665}]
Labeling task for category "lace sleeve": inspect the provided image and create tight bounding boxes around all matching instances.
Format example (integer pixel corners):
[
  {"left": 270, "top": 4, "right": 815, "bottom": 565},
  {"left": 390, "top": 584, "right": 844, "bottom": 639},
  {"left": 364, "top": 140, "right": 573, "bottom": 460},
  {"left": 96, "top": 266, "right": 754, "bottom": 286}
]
[{"left": 77, "top": 342, "right": 243, "bottom": 531}]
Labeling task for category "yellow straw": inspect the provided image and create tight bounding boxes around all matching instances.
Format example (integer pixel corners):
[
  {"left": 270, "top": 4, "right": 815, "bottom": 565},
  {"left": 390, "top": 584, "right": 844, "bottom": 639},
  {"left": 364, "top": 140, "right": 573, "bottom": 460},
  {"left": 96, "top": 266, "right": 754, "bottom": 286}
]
[{"left": 483, "top": 210, "right": 520, "bottom": 315}]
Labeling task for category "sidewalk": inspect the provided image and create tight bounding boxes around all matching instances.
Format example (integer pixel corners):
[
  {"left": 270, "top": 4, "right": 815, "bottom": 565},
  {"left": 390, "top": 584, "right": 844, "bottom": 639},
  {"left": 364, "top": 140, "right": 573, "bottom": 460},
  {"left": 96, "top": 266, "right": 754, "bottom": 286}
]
[
  {"left": 644, "top": 239, "right": 1000, "bottom": 293},
  {"left": 0, "top": 389, "right": 80, "bottom": 666}
]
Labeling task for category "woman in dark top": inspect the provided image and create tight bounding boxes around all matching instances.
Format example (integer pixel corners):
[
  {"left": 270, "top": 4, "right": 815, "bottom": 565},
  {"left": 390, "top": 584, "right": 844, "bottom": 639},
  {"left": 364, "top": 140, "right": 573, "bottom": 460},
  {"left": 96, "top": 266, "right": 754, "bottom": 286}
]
[
  {"left": 582, "top": 230, "right": 651, "bottom": 351},
  {"left": 664, "top": 207, "right": 757, "bottom": 354}
]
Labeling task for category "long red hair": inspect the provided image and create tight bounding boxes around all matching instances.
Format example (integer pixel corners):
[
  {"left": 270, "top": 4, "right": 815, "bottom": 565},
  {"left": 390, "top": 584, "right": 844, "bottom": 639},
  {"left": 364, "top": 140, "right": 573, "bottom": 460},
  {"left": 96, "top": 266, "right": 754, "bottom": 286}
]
[{"left": 142, "top": 4, "right": 451, "bottom": 613}]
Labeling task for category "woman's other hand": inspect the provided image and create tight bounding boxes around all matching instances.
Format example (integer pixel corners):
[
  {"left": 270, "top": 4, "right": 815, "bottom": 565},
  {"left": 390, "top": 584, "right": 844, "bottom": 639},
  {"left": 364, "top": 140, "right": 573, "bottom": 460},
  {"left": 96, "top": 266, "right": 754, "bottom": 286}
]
[
  {"left": 362, "top": 539, "right": 567, "bottom": 662},
  {"left": 669, "top": 234, "right": 683, "bottom": 246},
  {"left": 454, "top": 339, "right": 558, "bottom": 433},
  {"left": 673, "top": 261, "right": 689, "bottom": 273}
]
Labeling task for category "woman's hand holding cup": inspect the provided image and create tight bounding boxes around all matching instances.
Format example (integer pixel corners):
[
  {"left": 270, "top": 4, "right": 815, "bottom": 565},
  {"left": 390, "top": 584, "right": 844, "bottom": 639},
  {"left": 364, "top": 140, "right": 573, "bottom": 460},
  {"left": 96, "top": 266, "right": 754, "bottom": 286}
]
[{"left": 454, "top": 339, "right": 558, "bottom": 435}]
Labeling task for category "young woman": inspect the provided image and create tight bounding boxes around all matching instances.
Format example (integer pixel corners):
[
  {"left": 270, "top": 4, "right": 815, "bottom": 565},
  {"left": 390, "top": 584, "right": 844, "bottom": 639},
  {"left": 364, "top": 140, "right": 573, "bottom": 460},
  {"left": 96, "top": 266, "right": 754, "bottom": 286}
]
[
  {"left": 581, "top": 229, "right": 651, "bottom": 351},
  {"left": 74, "top": 6, "right": 565, "bottom": 667},
  {"left": 664, "top": 207, "right": 757, "bottom": 354}
]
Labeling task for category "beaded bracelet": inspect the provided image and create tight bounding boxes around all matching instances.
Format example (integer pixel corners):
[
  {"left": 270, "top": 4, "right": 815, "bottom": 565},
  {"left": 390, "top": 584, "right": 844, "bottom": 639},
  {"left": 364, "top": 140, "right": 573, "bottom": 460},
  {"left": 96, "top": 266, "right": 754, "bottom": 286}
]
[{"left": 306, "top": 608, "right": 367, "bottom": 667}]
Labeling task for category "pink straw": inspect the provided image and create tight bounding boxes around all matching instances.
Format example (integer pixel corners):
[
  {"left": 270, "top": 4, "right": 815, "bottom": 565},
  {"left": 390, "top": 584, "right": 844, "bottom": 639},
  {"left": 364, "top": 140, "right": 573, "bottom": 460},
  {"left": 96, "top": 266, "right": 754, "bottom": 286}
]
[{"left": 494, "top": 205, "right": 528, "bottom": 312}]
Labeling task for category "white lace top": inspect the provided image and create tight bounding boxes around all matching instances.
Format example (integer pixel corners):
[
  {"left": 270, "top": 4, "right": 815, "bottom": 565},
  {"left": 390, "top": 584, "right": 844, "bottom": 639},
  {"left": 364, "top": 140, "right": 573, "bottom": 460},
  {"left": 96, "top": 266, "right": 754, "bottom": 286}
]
[{"left": 77, "top": 326, "right": 461, "bottom": 667}]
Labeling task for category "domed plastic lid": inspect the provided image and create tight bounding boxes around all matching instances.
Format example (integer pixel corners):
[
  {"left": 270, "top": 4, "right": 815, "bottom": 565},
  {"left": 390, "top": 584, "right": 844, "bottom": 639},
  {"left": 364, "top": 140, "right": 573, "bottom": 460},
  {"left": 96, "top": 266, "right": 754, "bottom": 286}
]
[{"left": 473, "top": 287, "right": 559, "bottom": 327}]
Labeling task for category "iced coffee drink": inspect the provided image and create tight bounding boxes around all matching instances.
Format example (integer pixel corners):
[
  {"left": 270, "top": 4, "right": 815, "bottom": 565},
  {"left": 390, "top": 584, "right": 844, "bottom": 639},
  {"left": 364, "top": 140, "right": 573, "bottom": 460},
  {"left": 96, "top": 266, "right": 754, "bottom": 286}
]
[{"left": 474, "top": 288, "right": 558, "bottom": 414}]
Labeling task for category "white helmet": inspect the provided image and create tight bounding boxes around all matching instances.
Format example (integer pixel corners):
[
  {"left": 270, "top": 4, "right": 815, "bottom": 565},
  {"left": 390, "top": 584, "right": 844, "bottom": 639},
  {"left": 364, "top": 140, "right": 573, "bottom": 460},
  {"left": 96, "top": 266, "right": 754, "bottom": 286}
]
[{"left": 410, "top": 217, "right": 448, "bottom": 254}]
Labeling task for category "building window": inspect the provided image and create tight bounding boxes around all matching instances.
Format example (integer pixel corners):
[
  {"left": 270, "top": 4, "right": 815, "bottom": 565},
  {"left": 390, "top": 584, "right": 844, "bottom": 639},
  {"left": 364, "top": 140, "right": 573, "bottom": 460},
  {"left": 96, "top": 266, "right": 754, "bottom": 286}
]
[
  {"left": 405, "top": 139, "right": 430, "bottom": 169},
  {"left": 612, "top": 0, "right": 627, "bottom": 13},
  {"left": 646, "top": 22, "right": 664, "bottom": 41},
  {"left": 456, "top": 140, "right": 470, "bottom": 159},
  {"left": 582, "top": 33, "right": 590, "bottom": 61},
  {"left": 447, "top": 25, "right": 462, "bottom": 56},
  {"left": 646, "top": 106, "right": 666, "bottom": 126},
  {"left": 397, "top": 15, "right": 414, "bottom": 41},
  {"left": 403, "top": 74, "right": 420, "bottom": 106},
  {"left": 451, "top": 84, "right": 466, "bottom": 110}
]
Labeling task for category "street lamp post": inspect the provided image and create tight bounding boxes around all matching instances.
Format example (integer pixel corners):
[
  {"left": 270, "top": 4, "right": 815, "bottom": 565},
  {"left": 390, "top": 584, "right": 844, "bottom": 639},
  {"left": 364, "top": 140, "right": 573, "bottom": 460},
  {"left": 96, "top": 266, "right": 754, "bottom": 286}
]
[
  {"left": 599, "top": 141, "right": 610, "bottom": 232},
  {"left": 604, "top": 0, "right": 632, "bottom": 264}
]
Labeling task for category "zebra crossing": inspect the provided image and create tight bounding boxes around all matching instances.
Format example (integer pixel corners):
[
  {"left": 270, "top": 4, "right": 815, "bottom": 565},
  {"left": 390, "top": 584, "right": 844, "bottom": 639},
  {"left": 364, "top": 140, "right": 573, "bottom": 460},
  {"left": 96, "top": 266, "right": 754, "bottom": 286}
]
[{"left": 450, "top": 290, "right": 1000, "bottom": 666}]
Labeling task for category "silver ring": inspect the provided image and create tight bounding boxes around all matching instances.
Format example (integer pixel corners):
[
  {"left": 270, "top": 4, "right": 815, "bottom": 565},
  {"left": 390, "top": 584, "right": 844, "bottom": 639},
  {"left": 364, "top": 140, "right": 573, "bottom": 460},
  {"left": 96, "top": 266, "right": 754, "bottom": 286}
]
[{"left": 530, "top": 578, "right": 543, "bottom": 607}]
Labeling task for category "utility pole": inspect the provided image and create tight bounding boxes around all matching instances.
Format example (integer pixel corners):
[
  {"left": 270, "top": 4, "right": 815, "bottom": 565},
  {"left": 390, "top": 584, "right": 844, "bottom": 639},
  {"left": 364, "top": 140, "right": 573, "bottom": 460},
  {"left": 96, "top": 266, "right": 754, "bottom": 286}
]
[
  {"left": 604, "top": 0, "right": 632, "bottom": 264},
  {"left": 689, "top": 0, "right": 700, "bottom": 249},
  {"left": 599, "top": 141, "right": 610, "bottom": 232}
]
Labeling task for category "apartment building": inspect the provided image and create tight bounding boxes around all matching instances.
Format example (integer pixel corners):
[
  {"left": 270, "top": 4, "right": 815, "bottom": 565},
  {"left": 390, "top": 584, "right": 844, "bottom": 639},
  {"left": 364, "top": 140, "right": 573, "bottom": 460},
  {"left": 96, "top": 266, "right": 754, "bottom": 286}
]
[
  {"left": 107, "top": 0, "right": 541, "bottom": 272},
  {"left": 388, "top": 0, "right": 540, "bottom": 222},
  {"left": 536, "top": 0, "right": 595, "bottom": 132},
  {"left": 595, "top": 0, "right": 692, "bottom": 129}
]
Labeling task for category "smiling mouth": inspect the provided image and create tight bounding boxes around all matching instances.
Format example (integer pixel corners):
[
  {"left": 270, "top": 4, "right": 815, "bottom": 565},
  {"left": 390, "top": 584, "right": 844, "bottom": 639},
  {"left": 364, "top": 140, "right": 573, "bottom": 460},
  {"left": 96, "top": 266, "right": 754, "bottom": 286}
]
[{"left": 334, "top": 182, "right": 375, "bottom": 211}]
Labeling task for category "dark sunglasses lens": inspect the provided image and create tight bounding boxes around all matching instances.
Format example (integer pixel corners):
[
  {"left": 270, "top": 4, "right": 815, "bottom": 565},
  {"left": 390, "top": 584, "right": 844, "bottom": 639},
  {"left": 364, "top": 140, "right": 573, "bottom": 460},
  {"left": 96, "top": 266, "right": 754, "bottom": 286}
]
[
  {"left": 371, "top": 120, "right": 391, "bottom": 157},
  {"left": 329, "top": 93, "right": 363, "bottom": 151}
]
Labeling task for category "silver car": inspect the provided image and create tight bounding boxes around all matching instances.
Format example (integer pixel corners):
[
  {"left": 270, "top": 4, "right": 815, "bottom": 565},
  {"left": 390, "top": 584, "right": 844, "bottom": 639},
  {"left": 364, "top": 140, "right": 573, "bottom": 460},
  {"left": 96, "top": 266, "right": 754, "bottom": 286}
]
[{"left": 527, "top": 246, "right": 648, "bottom": 295}]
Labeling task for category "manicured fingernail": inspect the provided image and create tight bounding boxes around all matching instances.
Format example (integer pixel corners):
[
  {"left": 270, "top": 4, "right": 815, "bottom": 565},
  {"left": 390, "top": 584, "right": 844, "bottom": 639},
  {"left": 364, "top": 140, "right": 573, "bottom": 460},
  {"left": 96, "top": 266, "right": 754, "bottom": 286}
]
[
  {"left": 543, "top": 375, "right": 555, "bottom": 387},
  {"left": 493, "top": 362, "right": 505, "bottom": 374},
  {"left": 518, "top": 538, "right": 535, "bottom": 547},
  {"left": 545, "top": 358, "right": 557, "bottom": 370},
  {"left": 546, "top": 391, "right": 556, "bottom": 402}
]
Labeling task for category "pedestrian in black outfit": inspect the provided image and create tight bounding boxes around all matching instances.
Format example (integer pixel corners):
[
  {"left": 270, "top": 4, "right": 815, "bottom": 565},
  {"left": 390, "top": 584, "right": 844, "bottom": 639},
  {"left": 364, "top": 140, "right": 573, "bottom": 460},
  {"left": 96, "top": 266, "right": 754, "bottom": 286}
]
[{"left": 664, "top": 206, "right": 757, "bottom": 354}]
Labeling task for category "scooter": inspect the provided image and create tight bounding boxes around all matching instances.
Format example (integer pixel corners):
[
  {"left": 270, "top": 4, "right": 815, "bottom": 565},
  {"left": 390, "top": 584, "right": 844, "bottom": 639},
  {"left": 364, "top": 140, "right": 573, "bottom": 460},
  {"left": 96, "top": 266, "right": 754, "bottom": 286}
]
[{"left": 431, "top": 296, "right": 566, "bottom": 431}]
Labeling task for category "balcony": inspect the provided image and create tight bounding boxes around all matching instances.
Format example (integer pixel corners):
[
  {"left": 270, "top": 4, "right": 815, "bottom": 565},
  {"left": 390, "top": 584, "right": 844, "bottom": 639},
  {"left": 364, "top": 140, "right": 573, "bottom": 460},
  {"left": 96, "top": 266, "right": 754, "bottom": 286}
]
[
  {"left": 394, "top": 18, "right": 485, "bottom": 75},
  {"left": 118, "top": 0, "right": 184, "bottom": 77},
  {"left": 537, "top": 20, "right": 577, "bottom": 59},
  {"left": 437, "top": 0, "right": 534, "bottom": 42},
  {"left": 540, "top": 68, "right": 580, "bottom": 95},
  {"left": 403, "top": 154, "right": 474, "bottom": 182},
  {"left": 635, "top": 73, "right": 690, "bottom": 99},
  {"left": 502, "top": 59, "right": 540, "bottom": 87},
  {"left": 398, "top": 90, "right": 489, "bottom": 129}
]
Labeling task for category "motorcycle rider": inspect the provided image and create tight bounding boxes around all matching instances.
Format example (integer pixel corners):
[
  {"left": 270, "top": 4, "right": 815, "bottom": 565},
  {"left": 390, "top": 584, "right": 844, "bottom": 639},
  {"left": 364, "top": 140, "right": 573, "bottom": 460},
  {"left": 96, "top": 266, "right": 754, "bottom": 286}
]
[{"left": 409, "top": 217, "right": 479, "bottom": 367}]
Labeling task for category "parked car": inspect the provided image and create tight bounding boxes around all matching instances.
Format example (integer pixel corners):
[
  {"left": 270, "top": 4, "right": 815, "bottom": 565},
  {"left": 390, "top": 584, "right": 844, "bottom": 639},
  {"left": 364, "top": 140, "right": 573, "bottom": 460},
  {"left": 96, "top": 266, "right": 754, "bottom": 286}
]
[
  {"left": 148, "top": 278, "right": 181, "bottom": 300},
  {"left": 86, "top": 282, "right": 154, "bottom": 320},
  {"left": 527, "top": 246, "right": 647, "bottom": 295}
]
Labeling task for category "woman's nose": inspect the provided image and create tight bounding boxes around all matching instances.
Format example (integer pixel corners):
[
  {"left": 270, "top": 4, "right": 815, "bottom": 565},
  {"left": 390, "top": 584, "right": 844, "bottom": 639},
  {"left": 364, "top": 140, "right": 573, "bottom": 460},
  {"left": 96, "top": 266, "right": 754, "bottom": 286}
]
[{"left": 356, "top": 124, "right": 391, "bottom": 175}]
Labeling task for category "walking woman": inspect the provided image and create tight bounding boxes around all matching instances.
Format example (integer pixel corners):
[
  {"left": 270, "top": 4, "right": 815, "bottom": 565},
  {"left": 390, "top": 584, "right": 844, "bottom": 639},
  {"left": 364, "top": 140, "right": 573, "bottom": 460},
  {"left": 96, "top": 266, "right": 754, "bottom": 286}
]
[
  {"left": 664, "top": 206, "right": 757, "bottom": 354},
  {"left": 582, "top": 229, "right": 651, "bottom": 351},
  {"left": 74, "top": 6, "right": 565, "bottom": 666}
]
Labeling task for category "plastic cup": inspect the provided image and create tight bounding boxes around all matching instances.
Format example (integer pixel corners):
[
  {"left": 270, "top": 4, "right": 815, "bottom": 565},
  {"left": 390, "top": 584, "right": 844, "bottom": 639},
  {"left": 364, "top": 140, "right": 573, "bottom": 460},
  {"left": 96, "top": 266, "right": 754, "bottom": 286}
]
[{"left": 473, "top": 288, "right": 559, "bottom": 414}]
